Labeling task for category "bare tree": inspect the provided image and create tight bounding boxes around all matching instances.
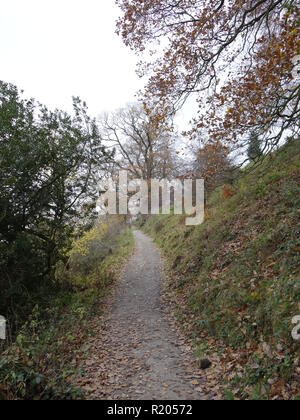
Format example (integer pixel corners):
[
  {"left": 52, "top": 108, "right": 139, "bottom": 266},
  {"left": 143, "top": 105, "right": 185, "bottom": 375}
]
[{"left": 99, "top": 104, "right": 180, "bottom": 181}]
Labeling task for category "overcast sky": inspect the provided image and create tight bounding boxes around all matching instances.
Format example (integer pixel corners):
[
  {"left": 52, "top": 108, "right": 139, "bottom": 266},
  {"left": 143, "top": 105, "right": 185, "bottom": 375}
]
[
  {"left": 0, "top": 0, "right": 196, "bottom": 143},
  {"left": 0, "top": 0, "right": 146, "bottom": 116}
]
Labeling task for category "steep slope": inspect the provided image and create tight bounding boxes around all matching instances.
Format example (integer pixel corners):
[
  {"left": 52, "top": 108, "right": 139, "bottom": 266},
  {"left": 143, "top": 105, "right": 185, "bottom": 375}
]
[{"left": 142, "top": 139, "right": 300, "bottom": 400}]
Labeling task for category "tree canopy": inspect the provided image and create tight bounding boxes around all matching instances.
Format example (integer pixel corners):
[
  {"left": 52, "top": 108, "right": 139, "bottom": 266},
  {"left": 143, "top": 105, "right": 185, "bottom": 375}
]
[
  {"left": 117, "top": 0, "right": 300, "bottom": 155},
  {"left": 100, "top": 104, "right": 181, "bottom": 180}
]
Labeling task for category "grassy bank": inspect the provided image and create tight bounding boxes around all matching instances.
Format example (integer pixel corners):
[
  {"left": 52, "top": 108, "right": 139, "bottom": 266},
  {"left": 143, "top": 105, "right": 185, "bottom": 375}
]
[
  {"left": 0, "top": 224, "right": 134, "bottom": 400},
  {"left": 141, "top": 139, "right": 300, "bottom": 400}
]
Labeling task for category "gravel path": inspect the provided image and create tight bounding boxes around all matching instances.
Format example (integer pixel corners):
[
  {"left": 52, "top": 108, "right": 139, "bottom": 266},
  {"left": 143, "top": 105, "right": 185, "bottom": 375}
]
[{"left": 77, "top": 230, "right": 205, "bottom": 400}]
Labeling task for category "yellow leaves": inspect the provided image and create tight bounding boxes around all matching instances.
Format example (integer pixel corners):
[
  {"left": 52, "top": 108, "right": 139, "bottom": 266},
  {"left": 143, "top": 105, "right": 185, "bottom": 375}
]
[
  {"left": 290, "top": 29, "right": 297, "bottom": 37},
  {"left": 251, "top": 291, "right": 260, "bottom": 301},
  {"left": 75, "top": 307, "right": 86, "bottom": 321},
  {"left": 71, "top": 223, "right": 108, "bottom": 257}
]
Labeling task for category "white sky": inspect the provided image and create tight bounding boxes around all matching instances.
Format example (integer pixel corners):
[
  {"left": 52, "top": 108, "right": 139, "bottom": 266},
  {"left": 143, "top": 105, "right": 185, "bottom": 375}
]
[{"left": 0, "top": 0, "right": 145, "bottom": 117}]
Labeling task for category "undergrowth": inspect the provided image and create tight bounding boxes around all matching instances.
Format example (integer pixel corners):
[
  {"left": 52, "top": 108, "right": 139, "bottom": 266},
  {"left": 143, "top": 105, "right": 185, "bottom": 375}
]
[{"left": 0, "top": 223, "right": 134, "bottom": 400}]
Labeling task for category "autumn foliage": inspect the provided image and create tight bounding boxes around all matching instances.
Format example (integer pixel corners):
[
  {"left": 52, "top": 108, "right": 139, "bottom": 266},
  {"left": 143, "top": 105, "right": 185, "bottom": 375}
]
[
  {"left": 190, "top": 142, "right": 233, "bottom": 192},
  {"left": 116, "top": 0, "right": 300, "bottom": 156}
]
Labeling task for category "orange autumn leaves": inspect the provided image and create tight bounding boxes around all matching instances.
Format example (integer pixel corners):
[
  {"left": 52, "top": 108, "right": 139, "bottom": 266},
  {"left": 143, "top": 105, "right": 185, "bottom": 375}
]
[
  {"left": 200, "top": 15, "right": 300, "bottom": 149},
  {"left": 117, "top": 0, "right": 300, "bottom": 156}
]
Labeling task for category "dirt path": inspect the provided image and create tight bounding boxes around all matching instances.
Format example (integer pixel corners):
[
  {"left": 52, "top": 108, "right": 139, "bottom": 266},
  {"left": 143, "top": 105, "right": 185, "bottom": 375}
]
[{"left": 76, "top": 230, "right": 206, "bottom": 400}]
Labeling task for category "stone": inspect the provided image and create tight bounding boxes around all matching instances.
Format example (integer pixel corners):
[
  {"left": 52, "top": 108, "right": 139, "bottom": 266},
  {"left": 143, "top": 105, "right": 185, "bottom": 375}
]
[{"left": 199, "top": 359, "right": 212, "bottom": 370}]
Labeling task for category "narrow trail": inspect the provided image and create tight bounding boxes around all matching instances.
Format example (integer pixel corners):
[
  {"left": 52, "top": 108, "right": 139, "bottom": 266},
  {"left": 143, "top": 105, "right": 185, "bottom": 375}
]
[{"left": 77, "top": 230, "right": 206, "bottom": 400}]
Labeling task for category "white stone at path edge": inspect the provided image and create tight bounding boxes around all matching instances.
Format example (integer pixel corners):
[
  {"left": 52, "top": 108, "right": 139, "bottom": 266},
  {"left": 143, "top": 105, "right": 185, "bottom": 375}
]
[{"left": 0, "top": 316, "right": 6, "bottom": 340}]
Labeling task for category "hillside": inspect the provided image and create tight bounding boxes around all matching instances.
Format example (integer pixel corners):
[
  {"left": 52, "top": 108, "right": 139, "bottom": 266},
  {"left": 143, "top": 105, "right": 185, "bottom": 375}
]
[{"left": 141, "top": 139, "right": 300, "bottom": 400}]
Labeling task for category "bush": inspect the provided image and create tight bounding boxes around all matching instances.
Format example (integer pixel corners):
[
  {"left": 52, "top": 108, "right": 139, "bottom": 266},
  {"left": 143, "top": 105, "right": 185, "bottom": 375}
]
[{"left": 0, "top": 80, "right": 112, "bottom": 335}]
